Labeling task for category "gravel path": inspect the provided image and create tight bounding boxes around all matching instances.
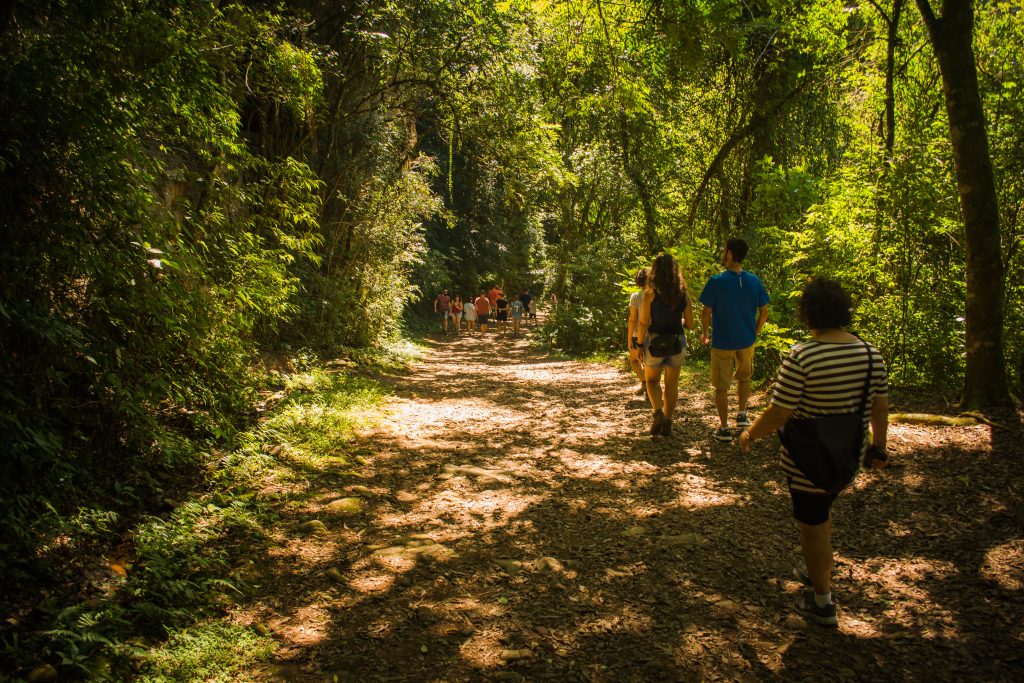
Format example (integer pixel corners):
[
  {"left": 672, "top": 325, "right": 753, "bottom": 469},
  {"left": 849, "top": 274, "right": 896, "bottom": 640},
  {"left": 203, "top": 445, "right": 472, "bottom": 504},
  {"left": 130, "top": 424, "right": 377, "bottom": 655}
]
[{"left": 248, "top": 326, "right": 1024, "bottom": 682}]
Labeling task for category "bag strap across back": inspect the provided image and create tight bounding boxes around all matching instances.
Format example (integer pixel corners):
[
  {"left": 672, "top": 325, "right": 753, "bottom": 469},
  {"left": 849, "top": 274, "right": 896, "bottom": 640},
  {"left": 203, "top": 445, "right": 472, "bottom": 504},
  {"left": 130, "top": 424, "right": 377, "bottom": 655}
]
[{"left": 853, "top": 334, "right": 874, "bottom": 445}]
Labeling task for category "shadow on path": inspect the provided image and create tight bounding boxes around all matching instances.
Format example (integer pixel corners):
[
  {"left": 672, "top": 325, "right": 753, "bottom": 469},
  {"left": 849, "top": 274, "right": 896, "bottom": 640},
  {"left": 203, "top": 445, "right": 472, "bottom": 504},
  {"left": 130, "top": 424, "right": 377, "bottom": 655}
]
[{"left": 240, "top": 327, "right": 1024, "bottom": 682}]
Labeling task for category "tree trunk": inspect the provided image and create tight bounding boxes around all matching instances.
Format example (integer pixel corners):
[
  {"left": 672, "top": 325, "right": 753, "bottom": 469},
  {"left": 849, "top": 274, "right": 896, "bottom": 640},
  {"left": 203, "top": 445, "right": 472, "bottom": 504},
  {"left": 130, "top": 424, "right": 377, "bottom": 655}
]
[
  {"left": 870, "top": 0, "right": 904, "bottom": 271},
  {"left": 915, "top": 0, "right": 1011, "bottom": 410},
  {"left": 882, "top": 0, "right": 904, "bottom": 161},
  {"left": 619, "top": 116, "right": 659, "bottom": 254}
]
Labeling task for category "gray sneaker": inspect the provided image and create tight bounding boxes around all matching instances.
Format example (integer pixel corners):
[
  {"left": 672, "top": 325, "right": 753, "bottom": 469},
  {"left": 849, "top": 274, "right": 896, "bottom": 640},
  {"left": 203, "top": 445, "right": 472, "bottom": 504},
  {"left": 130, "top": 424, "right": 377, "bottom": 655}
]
[
  {"left": 793, "top": 589, "right": 838, "bottom": 627},
  {"left": 712, "top": 427, "right": 733, "bottom": 442},
  {"left": 736, "top": 412, "right": 752, "bottom": 427}
]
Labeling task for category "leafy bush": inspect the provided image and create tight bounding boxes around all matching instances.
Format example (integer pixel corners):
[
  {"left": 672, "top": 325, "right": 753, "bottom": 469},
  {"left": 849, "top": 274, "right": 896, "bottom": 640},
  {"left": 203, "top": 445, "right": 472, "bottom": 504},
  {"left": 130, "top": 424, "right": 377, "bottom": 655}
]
[{"left": 135, "top": 622, "right": 276, "bottom": 683}]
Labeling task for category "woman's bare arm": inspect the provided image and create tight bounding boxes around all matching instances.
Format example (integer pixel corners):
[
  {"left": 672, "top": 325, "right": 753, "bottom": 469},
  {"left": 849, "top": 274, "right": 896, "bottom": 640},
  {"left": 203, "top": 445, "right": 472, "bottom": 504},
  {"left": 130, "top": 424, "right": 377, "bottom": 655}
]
[
  {"left": 627, "top": 303, "right": 639, "bottom": 347},
  {"left": 636, "top": 289, "right": 653, "bottom": 343}
]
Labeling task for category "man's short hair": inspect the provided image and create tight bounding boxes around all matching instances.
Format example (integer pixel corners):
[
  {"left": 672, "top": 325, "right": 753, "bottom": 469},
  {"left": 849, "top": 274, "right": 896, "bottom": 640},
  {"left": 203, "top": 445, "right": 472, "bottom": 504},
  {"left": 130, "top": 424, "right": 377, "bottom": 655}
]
[{"left": 726, "top": 237, "right": 749, "bottom": 263}]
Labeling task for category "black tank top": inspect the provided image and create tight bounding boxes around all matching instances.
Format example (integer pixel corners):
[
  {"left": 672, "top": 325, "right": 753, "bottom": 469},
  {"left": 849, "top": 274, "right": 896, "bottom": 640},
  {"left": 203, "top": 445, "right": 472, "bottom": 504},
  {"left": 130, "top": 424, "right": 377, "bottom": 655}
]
[{"left": 650, "top": 291, "right": 686, "bottom": 335}]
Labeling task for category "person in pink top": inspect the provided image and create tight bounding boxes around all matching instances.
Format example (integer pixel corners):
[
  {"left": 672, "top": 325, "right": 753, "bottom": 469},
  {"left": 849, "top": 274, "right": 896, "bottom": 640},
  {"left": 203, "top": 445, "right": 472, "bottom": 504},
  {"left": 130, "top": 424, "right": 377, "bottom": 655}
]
[
  {"left": 474, "top": 291, "right": 491, "bottom": 333},
  {"left": 450, "top": 295, "right": 463, "bottom": 335}
]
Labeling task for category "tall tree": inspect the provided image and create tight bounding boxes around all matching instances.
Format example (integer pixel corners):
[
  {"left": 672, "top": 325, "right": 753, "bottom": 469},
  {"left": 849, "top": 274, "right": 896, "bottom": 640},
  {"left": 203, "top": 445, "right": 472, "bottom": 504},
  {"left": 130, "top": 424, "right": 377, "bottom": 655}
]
[{"left": 914, "top": 0, "right": 1012, "bottom": 410}]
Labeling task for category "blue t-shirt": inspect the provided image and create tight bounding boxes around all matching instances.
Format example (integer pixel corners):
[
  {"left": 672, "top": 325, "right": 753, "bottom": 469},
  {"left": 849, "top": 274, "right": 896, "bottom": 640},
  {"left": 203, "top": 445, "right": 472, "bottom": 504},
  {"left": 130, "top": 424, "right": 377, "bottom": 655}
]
[{"left": 699, "top": 270, "right": 769, "bottom": 350}]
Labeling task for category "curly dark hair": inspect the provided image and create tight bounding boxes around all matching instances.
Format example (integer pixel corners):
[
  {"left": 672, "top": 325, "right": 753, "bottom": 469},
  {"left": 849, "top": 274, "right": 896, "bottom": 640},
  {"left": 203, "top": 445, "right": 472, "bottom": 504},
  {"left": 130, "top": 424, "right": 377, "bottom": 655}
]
[
  {"left": 634, "top": 268, "right": 648, "bottom": 289},
  {"left": 799, "top": 277, "right": 853, "bottom": 330},
  {"left": 648, "top": 253, "right": 687, "bottom": 309}
]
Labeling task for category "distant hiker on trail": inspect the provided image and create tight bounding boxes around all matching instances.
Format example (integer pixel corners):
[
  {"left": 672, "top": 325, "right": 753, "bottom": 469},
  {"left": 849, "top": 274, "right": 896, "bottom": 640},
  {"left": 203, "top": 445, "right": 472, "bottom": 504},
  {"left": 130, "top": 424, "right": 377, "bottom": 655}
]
[
  {"left": 464, "top": 296, "right": 477, "bottom": 333},
  {"left": 627, "top": 268, "right": 649, "bottom": 399},
  {"left": 510, "top": 296, "right": 524, "bottom": 335},
  {"left": 495, "top": 292, "right": 510, "bottom": 335},
  {"left": 699, "top": 237, "right": 769, "bottom": 442},
  {"left": 474, "top": 291, "right": 491, "bottom": 333},
  {"left": 450, "top": 295, "right": 463, "bottom": 335},
  {"left": 739, "top": 277, "right": 889, "bottom": 628},
  {"left": 520, "top": 290, "right": 534, "bottom": 323},
  {"left": 636, "top": 253, "right": 693, "bottom": 438},
  {"left": 488, "top": 284, "right": 502, "bottom": 313},
  {"left": 434, "top": 288, "right": 451, "bottom": 336}
]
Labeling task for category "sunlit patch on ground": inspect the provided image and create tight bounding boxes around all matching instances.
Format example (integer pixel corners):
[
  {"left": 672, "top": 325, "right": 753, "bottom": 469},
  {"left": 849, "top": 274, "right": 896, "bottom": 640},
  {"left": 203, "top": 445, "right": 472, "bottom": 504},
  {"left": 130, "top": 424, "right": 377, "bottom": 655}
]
[
  {"left": 232, "top": 323, "right": 1024, "bottom": 682},
  {"left": 981, "top": 539, "right": 1024, "bottom": 591},
  {"left": 347, "top": 571, "right": 396, "bottom": 593}
]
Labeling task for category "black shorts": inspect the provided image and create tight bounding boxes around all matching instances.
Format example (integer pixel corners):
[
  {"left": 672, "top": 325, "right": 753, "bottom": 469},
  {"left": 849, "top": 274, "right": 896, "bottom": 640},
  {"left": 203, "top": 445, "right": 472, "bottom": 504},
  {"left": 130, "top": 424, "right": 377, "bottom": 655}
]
[
  {"left": 496, "top": 311, "right": 509, "bottom": 321},
  {"left": 788, "top": 482, "right": 838, "bottom": 526},
  {"left": 478, "top": 313, "right": 489, "bottom": 325}
]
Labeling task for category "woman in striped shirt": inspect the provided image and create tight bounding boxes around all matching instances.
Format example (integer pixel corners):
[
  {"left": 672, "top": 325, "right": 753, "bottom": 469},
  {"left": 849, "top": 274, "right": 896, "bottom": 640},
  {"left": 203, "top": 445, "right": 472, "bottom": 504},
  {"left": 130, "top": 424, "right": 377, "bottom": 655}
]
[{"left": 739, "top": 277, "right": 889, "bottom": 626}]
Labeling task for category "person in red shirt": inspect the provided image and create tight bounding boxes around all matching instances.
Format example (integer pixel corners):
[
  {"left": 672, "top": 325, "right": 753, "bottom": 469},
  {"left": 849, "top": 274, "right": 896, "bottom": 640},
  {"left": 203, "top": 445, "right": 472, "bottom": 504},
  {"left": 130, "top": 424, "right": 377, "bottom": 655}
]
[
  {"left": 487, "top": 285, "right": 502, "bottom": 313},
  {"left": 474, "top": 291, "right": 491, "bottom": 333}
]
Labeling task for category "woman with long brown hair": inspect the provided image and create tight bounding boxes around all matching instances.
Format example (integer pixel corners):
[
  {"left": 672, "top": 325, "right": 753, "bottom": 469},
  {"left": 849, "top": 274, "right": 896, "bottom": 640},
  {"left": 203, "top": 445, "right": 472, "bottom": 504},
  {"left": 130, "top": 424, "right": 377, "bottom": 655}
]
[{"left": 636, "top": 253, "right": 693, "bottom": 436}]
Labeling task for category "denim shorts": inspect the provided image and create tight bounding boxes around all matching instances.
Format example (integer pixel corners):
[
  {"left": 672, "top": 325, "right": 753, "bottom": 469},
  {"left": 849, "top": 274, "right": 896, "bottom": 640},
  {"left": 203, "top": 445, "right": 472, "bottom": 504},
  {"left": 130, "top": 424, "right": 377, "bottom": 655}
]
[{"left": 644, "top": 348, "right": 687, "bottom": 368}]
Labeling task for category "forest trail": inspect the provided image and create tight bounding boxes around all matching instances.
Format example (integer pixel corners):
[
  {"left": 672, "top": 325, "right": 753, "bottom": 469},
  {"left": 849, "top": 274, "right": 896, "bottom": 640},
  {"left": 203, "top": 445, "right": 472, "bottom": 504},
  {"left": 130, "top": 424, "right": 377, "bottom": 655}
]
[{"left": 246, "top": 326, "right": 1023, "bottom": 682}]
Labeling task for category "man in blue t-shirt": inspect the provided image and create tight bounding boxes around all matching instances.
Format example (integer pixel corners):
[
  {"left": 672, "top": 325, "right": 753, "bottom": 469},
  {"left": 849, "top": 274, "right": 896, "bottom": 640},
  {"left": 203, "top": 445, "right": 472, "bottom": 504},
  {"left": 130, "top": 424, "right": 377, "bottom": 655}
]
[{"left": 699, "top": 238, "right": 770, "bottom": 442}]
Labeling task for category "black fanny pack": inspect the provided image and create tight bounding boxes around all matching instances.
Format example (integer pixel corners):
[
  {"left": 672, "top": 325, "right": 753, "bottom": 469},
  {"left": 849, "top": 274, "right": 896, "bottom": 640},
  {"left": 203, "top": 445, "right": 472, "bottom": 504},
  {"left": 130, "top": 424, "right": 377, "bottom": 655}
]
[{"left": 647, "top": 333, "right": 684, "bottom": 358}]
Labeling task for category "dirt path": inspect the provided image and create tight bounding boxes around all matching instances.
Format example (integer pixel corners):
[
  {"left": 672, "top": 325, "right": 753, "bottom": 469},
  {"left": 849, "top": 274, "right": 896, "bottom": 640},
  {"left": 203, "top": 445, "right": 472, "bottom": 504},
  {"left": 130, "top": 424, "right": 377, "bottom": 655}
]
[{"left": 249, "top": 326, "right": 1023, "bottom": 682}]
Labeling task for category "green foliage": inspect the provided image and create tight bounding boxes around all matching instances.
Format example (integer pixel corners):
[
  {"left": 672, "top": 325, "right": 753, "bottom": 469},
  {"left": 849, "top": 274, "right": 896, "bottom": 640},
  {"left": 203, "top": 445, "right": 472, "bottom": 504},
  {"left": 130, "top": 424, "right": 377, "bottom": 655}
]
[
  {"left": 135, "top": 622, "right": 276, "bottom": 683},
  {"left": 253, "top": 372, "right": 386, "bottom": 469},
  {"left": 1, "top": 353, "right": 391, "bottom": 679},
  {"left": 3, "top": 0, "right": 1023, "bottom": 675}
]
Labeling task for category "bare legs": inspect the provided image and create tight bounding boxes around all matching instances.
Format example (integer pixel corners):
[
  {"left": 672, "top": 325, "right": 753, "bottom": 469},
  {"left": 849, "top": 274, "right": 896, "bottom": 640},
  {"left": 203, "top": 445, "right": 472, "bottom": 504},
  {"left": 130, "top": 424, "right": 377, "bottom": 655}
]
[
  {"left": 663, "top": 367, "right": 680, "bottom": 418},
  {"left": 714, "top": 381, "right": 749, "bottom": 428},
  {"left": 645, "top": 366, "right": 663, "bottom": 412},
  {"left": 799, "top": 518, "right": 833, "bottom": 595},
  {"left": 714, "top": 389, "right": 729, "bottom": 428},
  {"left": 629, "top": 347, "right": 645, "bottom": 392},
  {"left": 646, "top": 366, "right": 681, "bottom": 420}
]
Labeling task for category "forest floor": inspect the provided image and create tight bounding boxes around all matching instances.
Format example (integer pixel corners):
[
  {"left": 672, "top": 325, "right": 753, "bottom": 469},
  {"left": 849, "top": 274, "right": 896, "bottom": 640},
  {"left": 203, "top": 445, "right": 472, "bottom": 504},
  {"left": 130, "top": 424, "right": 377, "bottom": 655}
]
[{"left": 238, "top": 323, "right": 1024, "bottom": 682}]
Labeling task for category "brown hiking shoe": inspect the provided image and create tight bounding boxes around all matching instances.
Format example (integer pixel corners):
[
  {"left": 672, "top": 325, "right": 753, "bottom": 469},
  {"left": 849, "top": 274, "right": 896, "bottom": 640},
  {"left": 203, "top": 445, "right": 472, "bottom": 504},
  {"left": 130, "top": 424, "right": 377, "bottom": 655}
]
[
  {"left": 660, "top": 417, "right": 672, "bottom": 437},
  {"left": 650, "top": 410, "right": 665, "bottom": 436}
]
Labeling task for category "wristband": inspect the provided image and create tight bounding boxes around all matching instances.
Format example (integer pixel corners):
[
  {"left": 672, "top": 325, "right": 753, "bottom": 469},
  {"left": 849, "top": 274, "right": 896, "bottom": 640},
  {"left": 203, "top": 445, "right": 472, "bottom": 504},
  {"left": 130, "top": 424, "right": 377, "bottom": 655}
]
[{"left": 631, "top": 337, "right": 639, "bottom": 349}]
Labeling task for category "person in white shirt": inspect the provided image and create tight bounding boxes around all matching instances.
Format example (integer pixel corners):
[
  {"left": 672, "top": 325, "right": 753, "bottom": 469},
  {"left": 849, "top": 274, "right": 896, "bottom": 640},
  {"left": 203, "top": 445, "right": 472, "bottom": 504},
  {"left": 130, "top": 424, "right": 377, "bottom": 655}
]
[
  {"left": 627, "top": 269, "right": 648, "bottom": 397},
  {"left": 464, "top": 297, "right": 477, "bottom": 333}
]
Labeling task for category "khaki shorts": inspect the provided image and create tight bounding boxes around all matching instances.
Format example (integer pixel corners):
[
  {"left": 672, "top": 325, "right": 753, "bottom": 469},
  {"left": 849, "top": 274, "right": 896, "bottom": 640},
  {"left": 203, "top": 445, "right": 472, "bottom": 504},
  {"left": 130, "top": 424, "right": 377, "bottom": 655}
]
[{"left": 710, "top": 345, "right": 755, "bottom": 390}]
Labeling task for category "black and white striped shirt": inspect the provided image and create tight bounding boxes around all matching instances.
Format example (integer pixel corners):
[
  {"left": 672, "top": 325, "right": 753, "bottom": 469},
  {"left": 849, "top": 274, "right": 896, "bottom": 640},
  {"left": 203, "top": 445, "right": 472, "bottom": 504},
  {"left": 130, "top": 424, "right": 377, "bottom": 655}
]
[{"left": 771, "top": 339, "right": 888, "bottom": 494}]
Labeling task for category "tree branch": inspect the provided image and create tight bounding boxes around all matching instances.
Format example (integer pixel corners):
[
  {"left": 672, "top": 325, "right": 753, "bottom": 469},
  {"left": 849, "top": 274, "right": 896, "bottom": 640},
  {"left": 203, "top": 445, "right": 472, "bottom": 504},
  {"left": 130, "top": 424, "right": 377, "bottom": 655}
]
[
  {"left": 865, "top": 0, "right": 892, "bottom": 26},
  {"left": 914, "top": 0, "right": 937, "bottom": 31},
  {"left": 686, "top": 78, "right": 810, "bottom": 230}
]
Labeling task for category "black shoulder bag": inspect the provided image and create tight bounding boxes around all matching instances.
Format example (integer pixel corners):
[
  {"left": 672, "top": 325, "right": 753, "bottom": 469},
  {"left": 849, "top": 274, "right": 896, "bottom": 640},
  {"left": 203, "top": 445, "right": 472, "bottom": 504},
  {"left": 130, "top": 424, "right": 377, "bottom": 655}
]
[{"left": 777, "top": 338, "right": 873, "bottom": 495}]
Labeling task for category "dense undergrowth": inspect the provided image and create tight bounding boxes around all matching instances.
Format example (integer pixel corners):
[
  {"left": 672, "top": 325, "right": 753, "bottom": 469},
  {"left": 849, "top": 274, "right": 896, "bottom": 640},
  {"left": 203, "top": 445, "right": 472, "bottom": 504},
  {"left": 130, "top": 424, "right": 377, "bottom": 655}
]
[{"left": 1, "top": 341, "right": 418, "bottom": 681}]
